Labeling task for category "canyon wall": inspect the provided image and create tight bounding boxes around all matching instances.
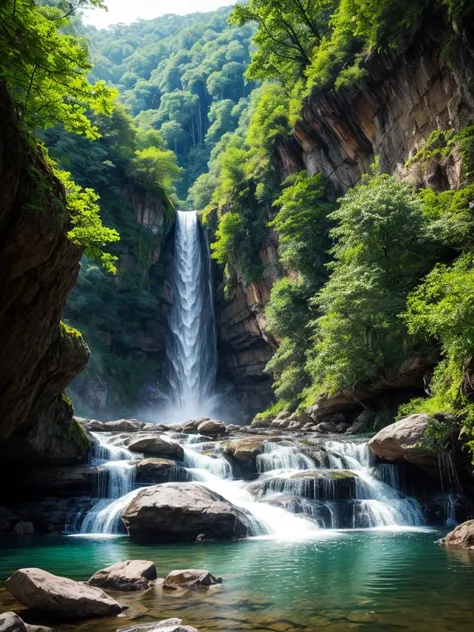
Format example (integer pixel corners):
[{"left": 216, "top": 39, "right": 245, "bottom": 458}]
[
  {"left": 0, "top": 82, "right": 90, "bottom": 465},
  {"left": 216, "top": 15, "right": 474, "bottom": 420}
]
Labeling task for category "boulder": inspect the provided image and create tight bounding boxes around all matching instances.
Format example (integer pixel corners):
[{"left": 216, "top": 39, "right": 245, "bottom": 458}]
[
  {"left": 221, "top": 437, "right": 267, "bottom": 477},
  {"left": 126, "top": 435, "right": 184, "bottom": 460},
  {"left": 12, "top": 521, "right": 34, "bottom": 535},
  {"left": 287, "top": 421, "right": 303, "bottom": 430},
  {"left": 163, "top": 569, "right": 222, "bottom": 591},
  {"left": 121, "top": 483, "right": 250, "bottom": 542},
  {"left": 0, "top": 612, "right": 26, "bottom": 632},
  {"left": 314, "top": 421, "right": 337, "bottom": 433},
  {"left": 197, "top": 420, "right": 225, "bottom": 435},
  {"left": 135, "top": 458, "right": 190, "bottom": 484},
  {"left": 368, "top": 414, "right": 441, "bottom": 467},
  {"left": 335, "top": 422, "right": 351, "bottom": 433},
  {"left": 346, "top": 410, "right": 374, "bottom": 435},
  {"left": 5, "top": 568, "right": 125, "bottom": 619},
  {"left": 120, "top": 619, "right": 198, "bottom": 632},
  {"left": 271, "top": 418, "right": 290, "bottom": 429},
  {"left": 250, "top": 469, "right": 359, "bottom": 501},
  {"left": 440, "top": 520, "right": 474, "bottom": 549},
  {"left": 87, "top": 560, "right": 157, "bottom": 591}
]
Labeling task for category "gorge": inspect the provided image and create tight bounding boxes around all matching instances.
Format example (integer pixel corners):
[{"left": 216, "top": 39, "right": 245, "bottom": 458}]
[{"left": 3, "top": 1, "right": 474, "bottom": 632}]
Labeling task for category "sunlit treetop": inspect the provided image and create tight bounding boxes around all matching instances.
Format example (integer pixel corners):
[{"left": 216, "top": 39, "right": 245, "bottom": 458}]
[{"left": 0, "top": 0, "right": 116, "bottom": 138}]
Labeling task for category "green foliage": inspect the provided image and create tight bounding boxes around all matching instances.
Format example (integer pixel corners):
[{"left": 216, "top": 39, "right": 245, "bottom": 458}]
[
  {"left": 210, "top": 212, "right": 246, "bottom": 265},
  {"left": 87, "top": 6, "right": 257, "bottom": 199},
  {"left": 271, "top": 172, "right": 334, "bottom": 278},
  {"left": 0, "top": 0, "right": 116, "bottom": 138},
  {"left": 56, "top": 170, "right": 120, "bottom": 273},
  {"left": 405, "top": 129, "right": 456, "bottom": 167},
  {"left": 127, "top": 146, "right": 182, "bottom": 194},
  {"left": 307, "top": 174, "right": 430, "bottom": 396}
]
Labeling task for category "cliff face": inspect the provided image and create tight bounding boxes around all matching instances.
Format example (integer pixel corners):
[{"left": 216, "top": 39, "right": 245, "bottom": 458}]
[
  {"left": 67, "top": 184, "right": 173, "bottom": 418},
  {"left": 216, "top": 232, "right": 280, "bottom": 421},
  {"left": 216, "top": 17, "right": 474, "bottom": 420},
  {"left": 0, "top": 83, "right": 90, "bottom": 464},
  {"left": 289, "top": 17, "right": 474, "bottom": 192}
]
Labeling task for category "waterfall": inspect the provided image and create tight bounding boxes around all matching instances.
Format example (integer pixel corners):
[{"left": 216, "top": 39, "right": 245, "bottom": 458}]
[{"left": 165, "top": 210, "right": 218, "bottom": 421}]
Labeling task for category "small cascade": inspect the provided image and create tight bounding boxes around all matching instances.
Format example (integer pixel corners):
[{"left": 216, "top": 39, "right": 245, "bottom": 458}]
[
  {"left": 68, "top": 433, "right": 137, "bottom": 535},
  {"left": 252, "top": 440, "right": 424, "bottom": 529},
  {"left": 438, "top": 451, "right": 464, "bottom": 526}
]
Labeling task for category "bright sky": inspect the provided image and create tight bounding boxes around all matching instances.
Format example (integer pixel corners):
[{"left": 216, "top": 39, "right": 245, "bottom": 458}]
[{"left": 83, "top": 0, "right": 237, "bottom": 29}]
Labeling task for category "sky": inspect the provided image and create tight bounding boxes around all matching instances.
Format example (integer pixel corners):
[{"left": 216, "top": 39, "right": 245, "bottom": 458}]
[{"left": 83, "top": 0, "right": 237, "bottom": 29}]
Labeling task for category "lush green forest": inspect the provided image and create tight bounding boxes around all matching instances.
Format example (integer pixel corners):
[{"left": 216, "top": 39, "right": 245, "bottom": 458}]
[{"left": 3, "top": 0, "right": 474, "bottom": 438}]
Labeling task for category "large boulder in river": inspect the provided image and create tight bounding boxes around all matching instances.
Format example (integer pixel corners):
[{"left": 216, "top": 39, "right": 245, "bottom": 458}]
[
  {"left": 126, "top": 434, "right": 184, "bottom": 460},
  {"left": 163, "top": 569, "right": 222, "bottom": 591},
  {"left": 368, "top": 414, "right": 441, "bottom": 469},
  {"left": 79, "top": 419, "right": 150, "bottom": 432},
  {"left": 5, "top": 568, "right": 125, "bottom": 619},
  {"left": 87, "top": 560, "right": 157, "bottom": 591},
  {"left": 221, "top": 436, "right": 268, "bottom": 477},
  {"left": 121, "top": 483, "right": 250, "bottom": 542},
  {"left": 440, "top": 520, "right": 474, "bottom": 549}
]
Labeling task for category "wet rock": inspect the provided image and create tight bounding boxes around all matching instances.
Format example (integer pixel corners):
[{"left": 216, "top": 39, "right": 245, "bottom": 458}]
[
  {"left": 271, "top": 418, "right": 290, "bottom": 429},
  {"left": 314, "top": 421, "right": 337, "bottom": 433},
  {"left": 12, "top": 521, "right": 34, "bottom": 535},
  {"left": 5, "top": 568, "right": 125, "bottom": 619},
  {"left": 87, "top": 560, "right": 157, "bottom": 591},
  {"left": 197, "top": 419, "right": 225, "bottom": 435},
  {"left": 121, "top": 483, "right": 250, "bottom": 542},
  {"left": 368, "top": 414, "right": 441, "bottom": 468},
  {"left": 335, "top": 422, "right": 351, "bottom": 433},
  {"left": 346, "top": 410, "right": 374, "bottom": 435},
  {"left": 287, "top": 420, "right": 303, "bottom": 430},
  {"left": 135, "top": 458, "right": 190, "bottom": 484},
  {"left": 440, "top": 519, "right": 474, "bottom": 549},
  {"left": 163, "top": 569, "right": 222, "bottom": 591},
  {"left": 0, "top": 612, "right": 26, "bottom": 632},
  {"left": 79, "top": 419, "right": 149, "bottom": 432},
  {"left": 120, "top": 619, "right": 198, "bottom": 632},
  {"left": 221, "top": 436, "right": 268, "bottom": 477},
  {"left": 126, "top": 435, "right": 184, "bottom": 460},
  {"left": 250, "top": 469, "right": 359, "bottom": 501}
]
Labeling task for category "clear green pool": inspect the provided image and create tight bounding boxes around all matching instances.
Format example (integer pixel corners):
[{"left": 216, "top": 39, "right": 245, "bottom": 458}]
[{"left": 1, "top": 529, "right": 473, "bottom": 632}]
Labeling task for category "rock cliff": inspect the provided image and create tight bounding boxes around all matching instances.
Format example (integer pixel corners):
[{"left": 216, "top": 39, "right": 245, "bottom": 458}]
[
  {"left": 217, "top": 15, "right": 474, "bottom": 420},
  {"left": 0, "top": 82, "right": 90, "bottom": 465}
]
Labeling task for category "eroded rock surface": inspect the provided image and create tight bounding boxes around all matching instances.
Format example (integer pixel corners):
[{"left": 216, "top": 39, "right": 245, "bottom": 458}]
[
  {"left": 126, "top": 435, "right": 184, "bottom": 460},
  {"left": 121, "top": 483, "right": 250, "bottom": 542},
  {"left": 87, "top": 560, "right": 157, "bottom": 591},
  {"left": 5, "top": 568, "right": 124, "bottom": 619},
  {"left": 440, "top": 520, "right": 474, "bottom": 549}
]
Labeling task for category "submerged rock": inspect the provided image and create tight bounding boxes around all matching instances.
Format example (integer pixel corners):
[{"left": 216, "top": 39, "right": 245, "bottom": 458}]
[
  {"left": 126, "top": 434, "right": 184, "bottom": 460},
  {"left": 5, "top": 568, "right": 125, "bottom": 619},
  {"left": 87, "top": 560, "right": 157, "bottom": 591},
  {"left": 440, "top": 519, "right": 474, "bottom": 549},
  {"left": 163, "top": 569, "right": 222, "bottom": 590},
  {"left": 121, "top": 483, "right": 250, "bottom": 542},
  {"left": 120, "top": 619, "right": 198, "bottom": 632},
  {"left": 368, "top": 414, "right": 441, "bottom": 467}
]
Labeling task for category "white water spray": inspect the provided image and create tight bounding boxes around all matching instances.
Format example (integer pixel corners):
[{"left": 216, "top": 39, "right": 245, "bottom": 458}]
[{"left": 165, "top": 210, "right": 218, "bottom": 421}]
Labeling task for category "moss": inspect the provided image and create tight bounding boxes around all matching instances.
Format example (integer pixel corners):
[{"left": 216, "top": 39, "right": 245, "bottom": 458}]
[
  {"left": 405, "top": 129, "right": 456, "bottom": 168},
  {"left": 60, "top": 321, "right": 83, "bottom": 340}
]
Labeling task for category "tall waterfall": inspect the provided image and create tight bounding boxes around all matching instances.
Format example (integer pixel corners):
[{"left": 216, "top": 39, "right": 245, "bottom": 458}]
[{"left": 165, "top": 210, "right": 218, "bottom": 420}]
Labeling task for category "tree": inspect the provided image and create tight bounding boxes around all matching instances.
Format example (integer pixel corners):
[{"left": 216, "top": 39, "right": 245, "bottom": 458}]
[
  {"left": 127, "top": 146, "right": 182, "bottom": 194},
  {"left": 0, "top": 0, "right": 116, "bottom": 138},
  {"left": 307, "top": 174, "right": 431, "bottom": 396},
  {"left": 230, "top": 0, "right": 336, "bottom": 87}
]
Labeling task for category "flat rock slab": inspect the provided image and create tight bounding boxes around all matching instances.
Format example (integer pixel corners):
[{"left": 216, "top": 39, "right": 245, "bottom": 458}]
[
  {"left": 163, "top": 569, "right": 222, "bottom": 591},
  {"left": 120, "top": 619, "right": 198, "bottom": 632},
  {"left": 121, "top": 483, "right": 250, "bottom": 542},
  {"left": 6, "top": 568, "right": 125, "bottom": 619},
  {"left": 87, "top": 560, "right": 157, "bottom": 591}
]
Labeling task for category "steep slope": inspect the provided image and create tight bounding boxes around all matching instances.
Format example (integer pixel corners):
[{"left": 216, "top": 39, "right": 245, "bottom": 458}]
[{"left": 0, "top": 82, "right": 90, "bottom": 464}]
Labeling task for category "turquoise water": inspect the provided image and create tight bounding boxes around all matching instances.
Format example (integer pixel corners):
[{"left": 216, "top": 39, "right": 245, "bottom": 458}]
[{"left": 1, "top": 530, "right": 474, "bottom": 631}]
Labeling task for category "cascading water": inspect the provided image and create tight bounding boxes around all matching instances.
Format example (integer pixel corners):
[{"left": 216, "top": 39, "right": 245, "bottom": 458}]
[{"left": 165, "top": 210, "right": 218, "bottom": 421}]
